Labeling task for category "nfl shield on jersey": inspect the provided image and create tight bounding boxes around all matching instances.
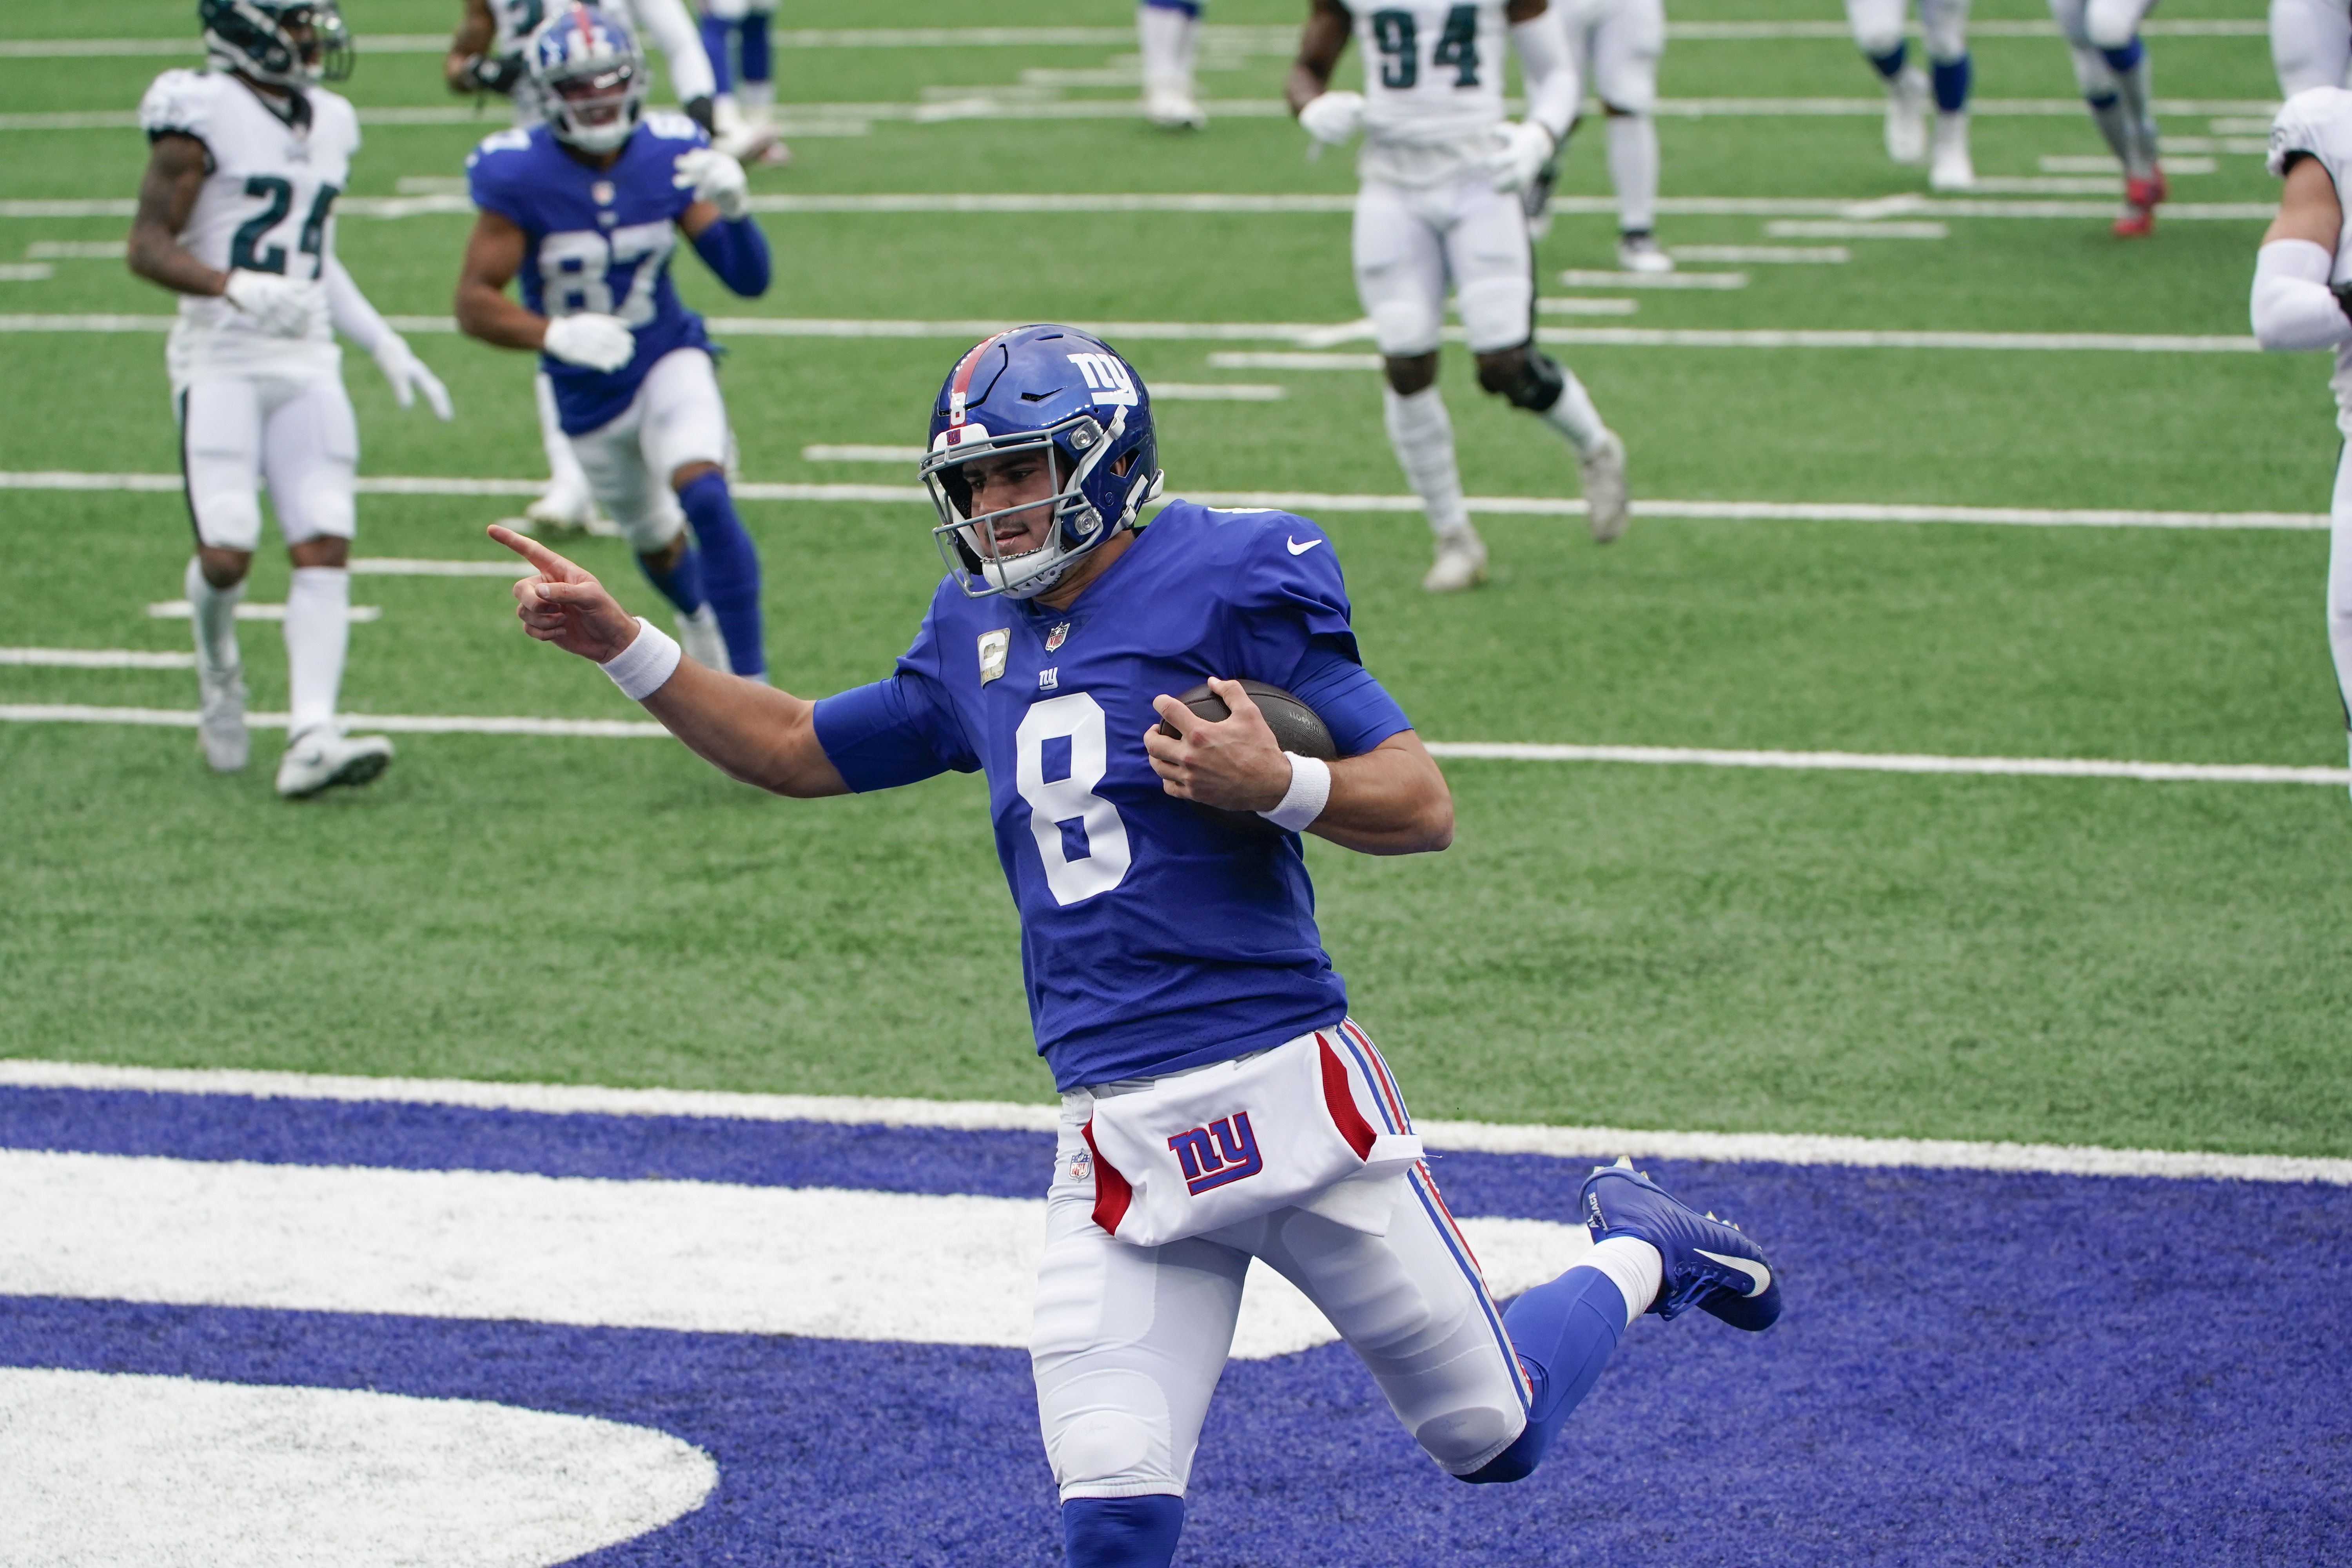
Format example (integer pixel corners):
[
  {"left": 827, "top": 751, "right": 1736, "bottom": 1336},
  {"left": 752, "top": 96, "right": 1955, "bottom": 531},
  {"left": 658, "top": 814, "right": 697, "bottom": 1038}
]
[
  {"left": 138, "top": 68, "right": 358, "bottom": 388},
  {"left": 465, "top": 113, "right": 714, "bottom": 433}
]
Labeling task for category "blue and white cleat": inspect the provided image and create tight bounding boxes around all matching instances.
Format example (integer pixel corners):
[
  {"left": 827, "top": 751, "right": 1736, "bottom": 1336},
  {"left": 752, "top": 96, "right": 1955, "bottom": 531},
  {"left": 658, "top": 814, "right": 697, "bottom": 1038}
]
[{"left": 1581, "top": 1162, "right": 1782, "bottom": 1332}]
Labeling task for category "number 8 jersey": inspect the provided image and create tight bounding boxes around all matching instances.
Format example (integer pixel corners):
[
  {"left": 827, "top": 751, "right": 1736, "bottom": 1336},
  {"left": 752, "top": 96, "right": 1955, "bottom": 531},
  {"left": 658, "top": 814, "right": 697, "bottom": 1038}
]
[
  {"left": 1349, "top": 0, "right": 1511, "bottom": 172},
  {"left": 137, "top": 68, "right": 358, "bottom": 389}
]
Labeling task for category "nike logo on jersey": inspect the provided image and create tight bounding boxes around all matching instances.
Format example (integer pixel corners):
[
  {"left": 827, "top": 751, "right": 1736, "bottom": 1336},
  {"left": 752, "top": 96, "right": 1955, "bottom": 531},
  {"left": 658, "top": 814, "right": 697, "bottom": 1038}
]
[
  {"left": 1286, "top": 537, "right": 1324, "bottom": 555},
  {"left": 1696, "top": 1249, "right": 1772, "bottom": 1297}
]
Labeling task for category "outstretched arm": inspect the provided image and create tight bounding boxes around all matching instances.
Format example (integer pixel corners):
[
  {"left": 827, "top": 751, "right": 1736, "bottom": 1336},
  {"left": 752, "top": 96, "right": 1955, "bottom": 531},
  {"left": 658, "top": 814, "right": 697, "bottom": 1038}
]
[
  {"left": 1145, "top": 677, "right": 1454, "bottom": 855},
  {"left": 490, "top": 525, "right": 849, "bottom": 797}
]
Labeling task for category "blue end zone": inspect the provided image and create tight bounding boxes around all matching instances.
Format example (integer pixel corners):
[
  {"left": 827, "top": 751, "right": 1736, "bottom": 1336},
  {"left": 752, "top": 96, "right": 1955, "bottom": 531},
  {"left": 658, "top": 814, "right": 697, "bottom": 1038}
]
[{"left": 4, "top": 1086, "right": 2349, "bottom": 1564}]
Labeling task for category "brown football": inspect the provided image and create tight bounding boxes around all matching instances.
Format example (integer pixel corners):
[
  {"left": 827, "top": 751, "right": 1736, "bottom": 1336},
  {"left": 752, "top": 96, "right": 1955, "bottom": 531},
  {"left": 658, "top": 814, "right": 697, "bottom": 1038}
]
[{"left": 1156, "top": 679, "right": 1338, "bottom": 836}]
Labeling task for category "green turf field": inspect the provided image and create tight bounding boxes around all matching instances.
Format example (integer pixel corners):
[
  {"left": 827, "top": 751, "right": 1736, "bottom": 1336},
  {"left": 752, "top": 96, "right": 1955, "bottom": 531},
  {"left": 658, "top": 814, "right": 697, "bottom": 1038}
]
[{"left": 3, "top": 0, "right": 2346, "bottom": 1158}]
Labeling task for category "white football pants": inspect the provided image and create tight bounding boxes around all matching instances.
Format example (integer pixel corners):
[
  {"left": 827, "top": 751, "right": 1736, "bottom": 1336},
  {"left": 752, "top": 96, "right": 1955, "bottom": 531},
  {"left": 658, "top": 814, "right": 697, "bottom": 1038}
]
[
  {"left": 1353, "top": 174, "right": 1535, "bottom": 356},
  {"left": 2326, "top": 443, "right": 2352, "bottom": 728},
  {"left": 176, "top": 371, "right": 358, "bottom": 552},
  {"left": 1846, "top": 0, "right": 1970, "bottom": 60},
  {"left": 1032, "top": 1025, "right": 1530, "bottom": 1502},
  {"left": 2273, "top": 0, "right": 2352, "bottom": 95},
  {"left": 1562, "top": 0, "right": 1664, "bottom": 111},
  {"left": 563, "top": 347, "right": 733, "bottom": 553}
]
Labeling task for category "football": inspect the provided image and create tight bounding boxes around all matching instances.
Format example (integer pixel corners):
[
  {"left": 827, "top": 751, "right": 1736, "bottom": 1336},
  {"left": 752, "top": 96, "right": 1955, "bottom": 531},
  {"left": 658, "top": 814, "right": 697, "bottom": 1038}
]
[{"left": 1158, "top": 679, "right": 1339, "bottom": 835}]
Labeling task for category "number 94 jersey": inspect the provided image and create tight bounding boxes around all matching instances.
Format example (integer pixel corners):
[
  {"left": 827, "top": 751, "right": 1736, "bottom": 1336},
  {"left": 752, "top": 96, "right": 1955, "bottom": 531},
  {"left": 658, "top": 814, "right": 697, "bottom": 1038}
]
[
  {"left": 467, "top": 115, "right": 715, "bottom": 436},
  {"left": 137, "top": 69, "right": 358, "bottom": 389},
  {"left": 1349, "top": 0, "right": 1510, "bottom": 151}
]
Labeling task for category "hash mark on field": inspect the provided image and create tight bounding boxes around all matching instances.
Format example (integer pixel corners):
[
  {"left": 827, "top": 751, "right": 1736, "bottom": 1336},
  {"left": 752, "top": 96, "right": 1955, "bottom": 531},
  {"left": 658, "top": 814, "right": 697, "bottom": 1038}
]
[
  {"left": 1559, "top": 269, "right": 1747, "bottom": 289},
  {"left": 348, "top": 558, "right": 527, "bottom": 577},
  {"left": 0, "top": 647, "right": 194, "bottom": 669},
  {"left": 3, "top": 706, "right": 2343, "bottom": 789},
  {"left": 147, "top": 601, "right": 382, "bottom": 622},
  {"left": 1671, "top": 245, "right": 1846, "bottom": 263},
  {"left": 1766, "top": 220, "right": 1948, "bottom": 239}
]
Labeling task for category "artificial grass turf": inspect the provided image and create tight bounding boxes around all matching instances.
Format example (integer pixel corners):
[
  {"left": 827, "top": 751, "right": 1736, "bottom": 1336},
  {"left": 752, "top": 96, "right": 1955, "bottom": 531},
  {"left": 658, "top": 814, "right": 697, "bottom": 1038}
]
[{"left": 4, "top": 0, "right": 2337, "bottom": 1161}]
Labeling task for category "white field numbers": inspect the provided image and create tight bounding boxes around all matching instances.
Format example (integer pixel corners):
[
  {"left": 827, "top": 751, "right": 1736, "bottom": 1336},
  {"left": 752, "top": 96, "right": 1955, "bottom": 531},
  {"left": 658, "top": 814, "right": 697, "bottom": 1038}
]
[
  {"left": 537, "top": 221, "right": 674, "bottom": 325},
  {"left": 1015, "top": 693, "right": 1133, "bottom": 906}
]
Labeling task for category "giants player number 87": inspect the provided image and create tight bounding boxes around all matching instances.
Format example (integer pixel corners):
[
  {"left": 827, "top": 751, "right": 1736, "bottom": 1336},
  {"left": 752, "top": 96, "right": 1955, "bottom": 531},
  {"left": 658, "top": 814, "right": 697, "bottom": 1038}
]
[
  {"left": 486, "top": 325, "right": 1784, "bottom": 1568},
  {"left": 131, "top": 0, "right": 452, "bottom": 798}
]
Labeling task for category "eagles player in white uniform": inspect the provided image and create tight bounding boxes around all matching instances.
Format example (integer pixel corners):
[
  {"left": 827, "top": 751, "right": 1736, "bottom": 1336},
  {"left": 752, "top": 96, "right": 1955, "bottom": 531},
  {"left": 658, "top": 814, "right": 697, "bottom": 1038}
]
[
  {"left": 2253, "top": 86, "right": 2352, "bottom": 795},
  {"left": 2272, "top": 0, "right": 2352, "bottom": 96},
  {"left": 445, "top": 0, "right": 765, "bottom": 534},
  {"left": 1289, "top": 0, "right": 1631, "bottom": 592},
  {"left": 1846, "top": 0, "right": 1975, "bottom": 191},
  {"left": 1555, "top": 0, "right": 1673, "bottom": 271},
  {"left": 130, "top": 0, "right": 451, "bottom": 798}
]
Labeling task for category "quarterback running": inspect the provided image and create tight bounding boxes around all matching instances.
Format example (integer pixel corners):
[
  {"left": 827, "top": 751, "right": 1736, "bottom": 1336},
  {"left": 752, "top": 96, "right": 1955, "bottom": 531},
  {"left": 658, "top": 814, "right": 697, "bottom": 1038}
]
[
  {"left": 2252, "top": 85, "right": 2352, "bottom": 795},
  {"left": 1287, "top": 0, "right": 1632, "bottom": 592},
  {"left": 489, "top": 325, "right": 1783, "bottom": 1568},
  {"left": 456, "top": 6, "right": 773, "bottom": 681},
  {"left": 130, "top": 0, "right": 452, "bottom": 798}
]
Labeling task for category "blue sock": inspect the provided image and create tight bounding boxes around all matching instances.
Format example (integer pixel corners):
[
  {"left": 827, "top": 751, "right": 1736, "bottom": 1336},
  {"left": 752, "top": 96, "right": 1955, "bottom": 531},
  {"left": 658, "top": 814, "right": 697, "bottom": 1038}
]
[
  {"left": 1459, "top": 1266, "right": 1627, "bottom": 1485},
  {"left": 1931, "top": 54, "right": 1971, "bottom": 113},
  {"left": 1063, "top": 1495, "right": 1184, "bottom": 1568},
  {"left": 699, "top": 12, "right": 733, "bottom": 95},
  {"left": 1867, "top": 42, "right": 1906, "bottom": 80},
  {"left": 636, "top": 541, "right": 707, "bottom": 618},
  {"left": 2100, "top": 37, "right": 2143, "bottom": 72},
  {"left": 740, "top": 11, "right": 770, "bottom": 85},
  {"left": 676, "top": 470, "right": 765, "bottom": 677}
]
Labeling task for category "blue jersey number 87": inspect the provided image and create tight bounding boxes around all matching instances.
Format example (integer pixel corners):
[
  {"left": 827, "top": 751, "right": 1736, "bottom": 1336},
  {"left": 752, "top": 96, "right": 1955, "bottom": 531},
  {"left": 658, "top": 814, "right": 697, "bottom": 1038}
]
[{"left": 537, "top": 222, "right": 674, "bottom": 325}]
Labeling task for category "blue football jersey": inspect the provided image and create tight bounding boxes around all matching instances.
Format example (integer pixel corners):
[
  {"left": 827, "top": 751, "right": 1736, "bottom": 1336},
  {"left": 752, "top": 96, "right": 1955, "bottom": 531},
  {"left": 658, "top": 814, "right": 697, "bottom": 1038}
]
[
  {"left": 465, "top": 111, "right": 713, "bottom": 434},
  {"left": 812, "top": 501, "right": 1415, "bottom": 1092}
]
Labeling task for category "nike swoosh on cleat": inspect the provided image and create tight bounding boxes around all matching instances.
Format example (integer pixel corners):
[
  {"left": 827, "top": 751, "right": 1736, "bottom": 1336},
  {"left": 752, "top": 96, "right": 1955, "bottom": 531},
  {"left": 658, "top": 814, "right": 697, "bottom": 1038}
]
[
  {"left": 1286, "top": 537, "right": 1324, "bottom": 555},
  {"left": 1696, "top": 1249, "right": 1771, "bottom": 1297}
]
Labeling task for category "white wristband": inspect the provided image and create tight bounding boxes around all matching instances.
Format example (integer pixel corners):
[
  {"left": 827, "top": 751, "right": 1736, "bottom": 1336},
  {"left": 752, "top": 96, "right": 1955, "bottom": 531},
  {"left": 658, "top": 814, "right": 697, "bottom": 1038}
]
[
  {"left": 601, "top": 617, "right": 681, "bottom": 701},
  {"left": 1258, "top": 751, "right": 1332, "bottom": 833}
]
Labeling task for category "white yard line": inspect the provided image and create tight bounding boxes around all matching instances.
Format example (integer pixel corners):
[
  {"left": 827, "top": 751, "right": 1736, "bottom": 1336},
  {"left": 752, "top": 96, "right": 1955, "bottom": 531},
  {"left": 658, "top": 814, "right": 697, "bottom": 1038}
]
[
  {"left": 1672, "top": 245, "right": 1847, "bottom": 263},
  {"left": 1559, "top": 269, "right": 1748, "bottom": 289},
  {"left": 803, "top": 443, "right": 925, "bottom": 464},
  {"left": 0, "top": 316, "right": 2268, "bottom": 352},
  {"left": 1765, "top": 220, "right": 1947, "bottom": 238},
  {"left": 3, "top": 705, "right": 2341, "bottom": 789},
  {"left": 349, "top": 557, "right": 527, "bottom": 577},
  {"left": 1, "top": 470, "right": 2322, "bottom": 529},
  {"left": 2, "top": 1058, "right": 2343, "bottom": 1185},
  {"left": 0, "top": 647, "right": 193, "bottom": 669},
  {"left": 146, "top": 600, "right": 382, "bottom": 622}
]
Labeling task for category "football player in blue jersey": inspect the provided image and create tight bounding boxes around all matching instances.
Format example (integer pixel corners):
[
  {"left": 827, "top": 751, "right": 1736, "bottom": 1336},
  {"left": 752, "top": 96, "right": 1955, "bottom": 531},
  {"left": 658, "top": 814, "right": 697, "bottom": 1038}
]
[
  {"left": 488, "top": 326, "right": 1784, "bottom": 1568},
  {"left": 454, "top": 5, "right": 772, "bottom": 680}
]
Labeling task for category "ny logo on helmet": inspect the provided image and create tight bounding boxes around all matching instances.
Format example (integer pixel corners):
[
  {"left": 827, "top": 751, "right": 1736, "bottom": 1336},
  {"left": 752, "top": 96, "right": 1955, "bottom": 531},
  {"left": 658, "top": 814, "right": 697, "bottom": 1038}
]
[
  {"left": 1167, "top": 1112, "right": 1263, "bottom": 1196},
  {"left": 1067, "top": 352, "right": 1139, "bottom": 408}
]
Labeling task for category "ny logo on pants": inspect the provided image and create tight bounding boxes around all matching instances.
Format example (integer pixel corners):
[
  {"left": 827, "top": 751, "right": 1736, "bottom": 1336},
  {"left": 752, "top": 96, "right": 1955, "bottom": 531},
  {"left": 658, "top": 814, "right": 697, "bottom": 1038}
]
[{"left": 1168, "top": 1113, "right": 1263, "bottom": 1195}]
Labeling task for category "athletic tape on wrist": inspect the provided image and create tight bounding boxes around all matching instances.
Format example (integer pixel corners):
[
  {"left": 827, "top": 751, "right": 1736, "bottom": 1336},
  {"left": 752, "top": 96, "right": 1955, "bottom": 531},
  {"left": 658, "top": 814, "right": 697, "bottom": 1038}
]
[
  {"left": 1258, "top": 751, "right": 1332, "bottom": 833},
  {"left": 601, "top": 617, "right": 681, "bottom": 701}
]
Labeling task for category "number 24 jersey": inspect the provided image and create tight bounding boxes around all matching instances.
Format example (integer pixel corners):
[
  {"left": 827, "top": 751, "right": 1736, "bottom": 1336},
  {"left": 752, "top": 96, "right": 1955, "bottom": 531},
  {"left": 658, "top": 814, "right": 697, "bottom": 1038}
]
[
  {"left": 811, "top": 502, "right": 1415, "bottom": 1093},
  {"left": 136, "top": 68, "right": 358, "bottom": 388}
]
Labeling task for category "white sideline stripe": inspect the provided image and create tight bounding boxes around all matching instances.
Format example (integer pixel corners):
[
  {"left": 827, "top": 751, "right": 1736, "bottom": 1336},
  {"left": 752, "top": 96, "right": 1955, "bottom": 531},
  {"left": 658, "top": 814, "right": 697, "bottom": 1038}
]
[
  {"left": 2, "top": 705, "right": 2343, "bottom": 785},
  {"left": 1422, "top": 741, "right": 2352, "bottom": 788},
  {"left": 0, "top": 317, "right": 2265, "bottom": 352},
  {"left": 0, "top": 471, "right": 2324, "bottom": 530},
  {"left": 147, "top": 600, "right": 382, "bottom": 623},
  {"left": 0, "top": 1147, "right": 1582, "bottom": 1359},
  {"left": 0, "top": 647, "right": 193, "bottom": 669},
  {"left": 1559, "top": 269, "right": 1748, "bottom": 289},
  {"left": 0, "top": 705, "right": 669, "bottom": 738},
  {"left": 1, "top": 1059, "right": 2343, "bottom": 1186}
]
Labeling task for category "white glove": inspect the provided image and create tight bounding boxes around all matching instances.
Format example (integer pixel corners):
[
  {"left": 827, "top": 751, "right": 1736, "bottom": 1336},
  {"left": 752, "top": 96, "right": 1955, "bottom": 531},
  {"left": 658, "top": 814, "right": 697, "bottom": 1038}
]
[
  {"left": 1296, "top": 89, "right": 1365, "bottom": 147},
  {"left": 370, "top": 334, "right": 453, "bottom": 420},
  {"left": 1482, "top": 119, "right": 1558, "bottom": 194},
  {"left": 223, "top": 269, "right": 321, "bottom": 338},
  {"left": 541, "top": 312, "right": 637, "bottom": 372},
  {"left": 672, "top": 147, "right": 750, "bottom": 220}
]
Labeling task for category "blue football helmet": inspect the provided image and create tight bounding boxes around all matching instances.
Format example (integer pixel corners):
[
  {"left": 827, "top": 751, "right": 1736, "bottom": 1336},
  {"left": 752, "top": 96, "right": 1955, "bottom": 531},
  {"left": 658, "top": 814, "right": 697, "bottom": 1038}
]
[
  {"left": 920, "top": 326, "right": 1163, "bottom": 601},
  {"left": 526, "top": 6, "right": 648, "bottom": 153},
  {"left": 200, "top": 0, "right": 353, "bottom": 87}
]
